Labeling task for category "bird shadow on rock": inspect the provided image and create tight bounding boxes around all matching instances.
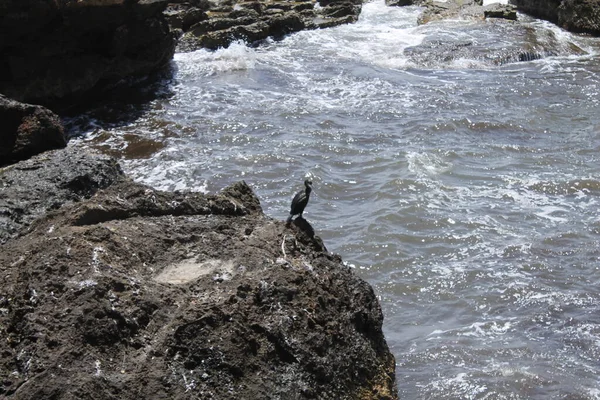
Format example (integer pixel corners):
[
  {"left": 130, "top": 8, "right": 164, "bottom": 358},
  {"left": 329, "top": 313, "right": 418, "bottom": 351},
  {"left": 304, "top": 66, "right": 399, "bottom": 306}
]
[
  {"left": 287, "top": 216, "right": 328, "bottom": 253},
  {"left": 291, "top": 216, "right": 314, "bottom": 238}
]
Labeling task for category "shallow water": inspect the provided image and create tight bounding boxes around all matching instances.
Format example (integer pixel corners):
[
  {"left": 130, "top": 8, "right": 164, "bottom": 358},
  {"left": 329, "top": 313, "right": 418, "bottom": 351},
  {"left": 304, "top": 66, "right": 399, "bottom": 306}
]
[{"left": 68, "top": 2, "right": 600, "bottom": 398}]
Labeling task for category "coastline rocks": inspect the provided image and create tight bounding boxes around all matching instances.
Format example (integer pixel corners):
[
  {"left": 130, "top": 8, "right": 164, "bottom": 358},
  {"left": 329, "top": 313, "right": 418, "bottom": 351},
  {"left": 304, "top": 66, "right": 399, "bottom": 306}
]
[
  {"left": 558, "top": 0, "right": 600, "bottom": 35},
  {"left": 0, "top": 156, "right": 398, "bottom": 399},
  {"left": 0, "top": 0, "right": 176, "bottom": 107},
  {"left": 509, "top": 0, "right": 600, "bottom": 35},
  {"left": 0, "top": 147, "right": 123, "bottom": 244},
  {"left": 0, "top": 95, "right": 66, "bottom": 166},
  {"left": 404, "top": 20, "right": 586, "bottom": 67},
  {"left": 173, "top": 0, "right": 362, "bottom": 52},
  {"left": 509, "top": 0, "right": 561, "bottom": 23},
  {"left": 416, "top": 0, "right": 518, "bottom": 24},
  {"left": 385, "top": 0, "right": 417, "bottom": 6}
]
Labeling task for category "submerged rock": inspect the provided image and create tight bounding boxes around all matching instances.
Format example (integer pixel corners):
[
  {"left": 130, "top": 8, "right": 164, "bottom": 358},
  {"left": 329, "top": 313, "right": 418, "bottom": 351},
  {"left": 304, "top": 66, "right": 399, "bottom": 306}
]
[
  {"left": 0, "top": 149, "right": 398, "bottom": 399},
  {"left": 403, "top": 19, "right": 586, "bottom": 67},
  {"left": 0, "top": 95, "right": 66, "bottom": 166},
  {"left": 0, "top": 0, "right": 177, "bottom": 107}
]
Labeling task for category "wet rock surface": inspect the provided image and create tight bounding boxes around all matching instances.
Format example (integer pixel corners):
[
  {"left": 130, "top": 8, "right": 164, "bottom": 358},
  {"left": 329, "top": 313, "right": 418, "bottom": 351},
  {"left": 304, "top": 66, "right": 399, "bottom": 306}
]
[
  {"left": 510, "top": 0, "right": 600, "bottom": 35},
  {"left": 170, "top": 0, "right": 363, "bottom": 51},
  {"left": 387, "top": 0, "right": 587, "bottom": 67},
  {"left": 414, "top": 0, "right": 517, "bottom": 24},
  {"left": 0, "top": 0, "right": 176, "bottom": 107},
  {"left": 0, "top": 149, "right": 398, "bottom": 399},
  {"left": 0, "top": 95, "right": 66, "bottom": 166},
  {"left": 404, "top": 18, "right": 587, "bottom": 67}
]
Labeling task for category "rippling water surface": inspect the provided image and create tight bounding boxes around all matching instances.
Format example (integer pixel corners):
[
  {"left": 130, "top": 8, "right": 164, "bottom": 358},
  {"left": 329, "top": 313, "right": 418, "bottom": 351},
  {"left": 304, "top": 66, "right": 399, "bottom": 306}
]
[{"left": 68, "top": 2, "right": 600, "bottom": 398}]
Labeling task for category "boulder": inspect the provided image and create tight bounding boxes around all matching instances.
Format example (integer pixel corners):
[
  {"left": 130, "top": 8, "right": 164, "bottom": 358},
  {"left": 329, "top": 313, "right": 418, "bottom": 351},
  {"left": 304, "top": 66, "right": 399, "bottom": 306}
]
[
  {"left": 509, "top": 0, "right": 562, "bottom": 23},
  {"left": 0, "top": 95, "right": 66, "bottom": 166},
  {"left": 510, "top": 0, "right": 600, "bottom": 35},
  {"left": 483, "top": 3, "right": 518, "bottom": 20},
  {"left": 558, "top": 0, "right": 600, "bottom": 35},
  {"left": 0, "top": 0, "right": 176, "bottom": 107},
  {"left": 0, "top": 163, "right": 399, "bottom": 398}
]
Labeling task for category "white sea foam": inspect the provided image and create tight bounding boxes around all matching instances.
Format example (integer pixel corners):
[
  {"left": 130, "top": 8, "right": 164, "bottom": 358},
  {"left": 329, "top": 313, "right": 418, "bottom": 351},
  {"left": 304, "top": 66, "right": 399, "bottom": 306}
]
[
  {"left": 406, "top": 151, "right": 452, "bottom": 178},
  {"left": 424, "top": 372, "right": 488, "bottom": 399},
  {"left": 174, "top": 41, "right": 256, "bottom": 78}
]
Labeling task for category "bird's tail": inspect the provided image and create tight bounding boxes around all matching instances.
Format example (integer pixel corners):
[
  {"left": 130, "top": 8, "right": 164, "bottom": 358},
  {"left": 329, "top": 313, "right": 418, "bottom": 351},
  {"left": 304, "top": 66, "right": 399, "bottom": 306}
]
[{"left": 286, "top": 214, "right": 293, "bottom": 224}]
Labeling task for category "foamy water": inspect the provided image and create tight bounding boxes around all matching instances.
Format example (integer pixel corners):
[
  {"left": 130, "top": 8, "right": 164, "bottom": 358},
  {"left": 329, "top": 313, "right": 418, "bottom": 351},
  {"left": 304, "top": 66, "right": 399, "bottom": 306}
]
[{"left": 68, "top": 2, "right": 600, "bottom": 397}]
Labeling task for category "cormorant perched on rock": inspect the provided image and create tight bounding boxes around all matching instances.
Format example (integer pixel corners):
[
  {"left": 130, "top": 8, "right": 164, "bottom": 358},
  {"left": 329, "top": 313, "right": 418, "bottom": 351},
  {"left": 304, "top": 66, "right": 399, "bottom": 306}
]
[{"left": 286, "top": 179, "right": 312, "bottom": 224}]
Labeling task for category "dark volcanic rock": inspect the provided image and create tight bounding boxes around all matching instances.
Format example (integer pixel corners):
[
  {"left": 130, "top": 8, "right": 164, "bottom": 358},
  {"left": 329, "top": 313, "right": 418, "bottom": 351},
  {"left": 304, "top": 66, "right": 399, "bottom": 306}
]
[
  {"left": 0, "top": 95, "right": 66, "bottom": 166},
  {"left": 0, "top": 173, "right": 398, "bottom": 399},
  {"left": 558, "top": 0, "right": 600, "bottom": 35},
  {"left": 509, "top": 0, "right": 562, "bottom": 23},
  {"left": 0, "top": 0, "right": 177, "bottom": 107},
  {"left": 0, "top": 147, "right": 123, "bottom": 244},
  {"left": 386, "top": 0, "right": 417, "bottom": 7},
  {"left": 173, "top": 0, "right": 362, "bottom": 52},
  {"left": 510, "top": 0, "right": 600, "bottom": 35}
]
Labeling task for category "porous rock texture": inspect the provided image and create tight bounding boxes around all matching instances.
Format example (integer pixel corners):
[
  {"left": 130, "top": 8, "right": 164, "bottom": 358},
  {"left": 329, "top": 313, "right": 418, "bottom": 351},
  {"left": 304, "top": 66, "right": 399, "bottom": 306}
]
[
  {"left": 0, "top": 0, "right": 176, "bottom": 106},
  {"left": 0, "top": 147, "right": 123, "bottom": 244},
  {"left": 0, "top": 95, "right": 67, "bottom": 165},
  {"left": 0, "top": 149, "right": 398, "bottom": 399}
]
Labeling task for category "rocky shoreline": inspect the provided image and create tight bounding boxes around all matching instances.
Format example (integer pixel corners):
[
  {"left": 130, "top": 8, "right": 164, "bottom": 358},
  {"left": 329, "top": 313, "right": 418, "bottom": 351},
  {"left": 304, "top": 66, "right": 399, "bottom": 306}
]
[
  {"left": 1, "top": 148, "right": 397, "bottom": 399},
  {"left": 2, "top": 0, "right": 600, "bottom": 398},
  {"left": 0, "top": 2, "right": 399, "bottom": 397},
  {"left": 1, "top": 0, "right": 598, "bottom": 109}
]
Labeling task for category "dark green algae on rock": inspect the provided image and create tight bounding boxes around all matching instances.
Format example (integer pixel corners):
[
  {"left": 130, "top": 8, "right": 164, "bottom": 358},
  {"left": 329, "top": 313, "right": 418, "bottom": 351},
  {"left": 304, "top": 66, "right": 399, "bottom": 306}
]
[{"left": 0, "top": 148, "right": 398, "bottom": 399}]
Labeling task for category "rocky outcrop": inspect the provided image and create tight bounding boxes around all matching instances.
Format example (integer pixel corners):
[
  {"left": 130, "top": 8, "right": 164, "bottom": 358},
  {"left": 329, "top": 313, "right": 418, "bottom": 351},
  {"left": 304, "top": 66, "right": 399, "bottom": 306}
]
[
  {"left": 0, "top": 0, "right": 176, "bottom": 107},
  {"left": 509, "top": 0, "right": 562, "bottom": 23},
  {"left": 0, "top": 147, "right": 123, "bottom": 244},
  {"left": 509, "top": 0, "right": 600, "bottom": 35},
  {"left": 404, "top": 18, "right": 587, "bottom": 67},
  {"left": 388, "top": 0, "right": 589, "bottom": 66},
  {"left": 414, "top": 0, "right": 518, "bottom": 24},
  {"left": 171, "top": 0, "right": 363, "bottom": 52},
  {"left": 558, "top": 0, "right": 600, "bottom": 34},
  {"left": 0, "top": 95, "right": 66, "bottom": 166},
  {"left": 0, "top": 148, "right": 398, "bottom": 399}
]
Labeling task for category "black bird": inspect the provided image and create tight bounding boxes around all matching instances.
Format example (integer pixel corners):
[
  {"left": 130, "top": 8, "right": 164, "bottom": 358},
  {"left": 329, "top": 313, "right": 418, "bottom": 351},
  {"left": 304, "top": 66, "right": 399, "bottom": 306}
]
[{"left": 287, "top": 179, "right": 312, "bottom": 224}]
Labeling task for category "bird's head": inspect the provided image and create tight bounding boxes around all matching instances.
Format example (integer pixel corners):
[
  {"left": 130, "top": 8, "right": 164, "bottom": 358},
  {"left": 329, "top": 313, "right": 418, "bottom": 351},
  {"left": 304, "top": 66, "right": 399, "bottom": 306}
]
[{"left": 304, "top": 179, "right": 313, "bottom": 188}]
